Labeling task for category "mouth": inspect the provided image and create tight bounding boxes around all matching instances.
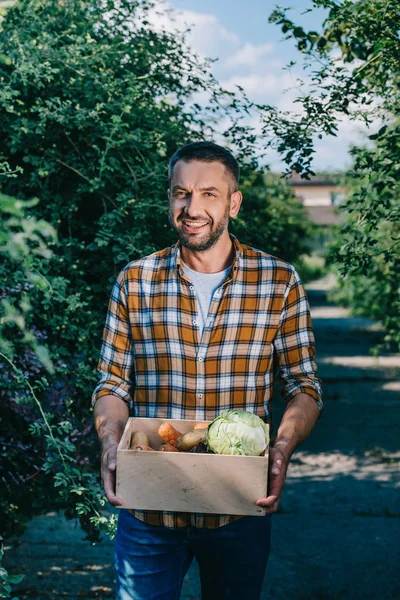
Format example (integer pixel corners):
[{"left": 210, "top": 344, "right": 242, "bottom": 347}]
[{"left": 180, "top": 219, "right": 209, "bottom": 233}]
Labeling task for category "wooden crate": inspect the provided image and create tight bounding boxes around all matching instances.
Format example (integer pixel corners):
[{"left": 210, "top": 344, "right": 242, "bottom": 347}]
[{"left": 116, "top": 417, "right": 269, "bottom": 516}]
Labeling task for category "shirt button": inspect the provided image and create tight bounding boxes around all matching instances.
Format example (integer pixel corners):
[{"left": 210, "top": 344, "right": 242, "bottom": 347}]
[
  {"left": 197, "top": 393, "right": 203, "bottom": 399},
  {"left": 189, "top": 285, "right": 194, "bottom": 291},
  {"left": 198, "top": 356, "right": 204, "bottom": 362},
  {"left": 192, "top": 319, "right": 197, "bottom": 326}
]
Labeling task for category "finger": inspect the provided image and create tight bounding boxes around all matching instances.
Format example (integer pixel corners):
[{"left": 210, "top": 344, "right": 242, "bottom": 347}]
[
  {"left": 256, "top": 495, "right": 278, "bottom": 508},
  {"left": 256, "top": 498, "right": 280, "bottom": 514},
  {"left": 263, "top": 498, "right": 280, "bottom": 515},
  {"left": 101, "top": 450, "right": 124, "bottom": 506},
  {"left": 103, "top": 467, "right": 124, "bottom": 506}
]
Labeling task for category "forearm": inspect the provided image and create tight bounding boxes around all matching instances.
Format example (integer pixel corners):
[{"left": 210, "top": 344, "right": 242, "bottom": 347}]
[
  {"left": 274, "top": 392, "right": 320, "bottom": 460},
  {"left": 94, "top": 394, "right": 129, "bottom": 448}
]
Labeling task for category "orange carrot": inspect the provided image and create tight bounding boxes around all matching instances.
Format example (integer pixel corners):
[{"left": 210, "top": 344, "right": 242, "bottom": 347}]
[
  {"left": 158, "top": 422, "right": 182, "bottom": 446},
  {"left": 193, "top": 422, "right": 210, "bottom": 430},
  {"left": 159, "top": 443, "right": 180, "bottom": 452}
]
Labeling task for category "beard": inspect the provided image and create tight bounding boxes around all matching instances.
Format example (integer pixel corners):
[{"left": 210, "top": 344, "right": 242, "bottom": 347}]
[{"left": 168, "top": 201, "right": 231, "bottom": 252}]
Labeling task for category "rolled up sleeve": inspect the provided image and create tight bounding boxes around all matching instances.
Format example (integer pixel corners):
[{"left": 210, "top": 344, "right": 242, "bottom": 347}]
[
  {"left": 274, "top": 268, "right": 323, "bottom": 412},
  {"left": 91, "top": 269, "right": 134, "bottom": 410}
]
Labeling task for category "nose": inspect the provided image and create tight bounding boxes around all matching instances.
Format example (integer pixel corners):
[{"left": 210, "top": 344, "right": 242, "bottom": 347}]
[{"left": 183, "top": 192, "right": 206, "bottom": 218}]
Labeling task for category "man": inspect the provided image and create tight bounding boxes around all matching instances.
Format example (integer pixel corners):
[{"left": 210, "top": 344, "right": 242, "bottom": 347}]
[{"left": 92, "top": 141, "right": 322, "bottom": 600}]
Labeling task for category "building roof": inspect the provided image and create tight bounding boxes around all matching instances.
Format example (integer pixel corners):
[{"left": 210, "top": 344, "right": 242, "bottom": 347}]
[{"left": 288, "top": 173, "right": 341, "bottom": 186}]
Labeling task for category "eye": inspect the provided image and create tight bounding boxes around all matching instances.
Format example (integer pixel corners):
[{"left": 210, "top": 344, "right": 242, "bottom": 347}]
[{"left": 204, "top": 192, "right": 216, "bottom": 197}]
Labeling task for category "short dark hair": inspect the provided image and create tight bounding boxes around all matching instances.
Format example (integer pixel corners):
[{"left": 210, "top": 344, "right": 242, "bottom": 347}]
[{"left": 168, "top": 141, "right": 240, "bottom": 192}]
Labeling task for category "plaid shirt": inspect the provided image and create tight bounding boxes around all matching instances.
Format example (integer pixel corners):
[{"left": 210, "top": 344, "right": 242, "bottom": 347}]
[{"left": 92, "top": 235, "right": 322, "bottom": 528}]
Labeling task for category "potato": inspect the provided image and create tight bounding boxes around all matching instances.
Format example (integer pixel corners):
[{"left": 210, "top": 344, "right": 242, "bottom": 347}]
[
  {"left": 129, "top": 431, "right": 150, "bottom": 449},
  {"left": 175, "top": 429, "right": 207, "bottom": 452}
]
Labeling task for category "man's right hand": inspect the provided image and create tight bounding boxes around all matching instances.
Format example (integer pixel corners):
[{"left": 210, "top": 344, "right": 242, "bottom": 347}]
[
  {"left": 101, "top": 442, "right": 124, "bottom": 507},
  {"left": 94, "top": 395, "right": 129, "bottom": 507}
]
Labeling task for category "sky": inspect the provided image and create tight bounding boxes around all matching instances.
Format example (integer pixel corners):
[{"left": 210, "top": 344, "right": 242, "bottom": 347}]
[{"left": 159, "top": 0, "right": 371, "bottom": 173}]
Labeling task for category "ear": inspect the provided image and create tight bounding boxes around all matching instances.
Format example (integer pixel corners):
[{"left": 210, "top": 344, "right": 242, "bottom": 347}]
[{"left": 229, "top": 190, "right": 243, "bottom": 219}]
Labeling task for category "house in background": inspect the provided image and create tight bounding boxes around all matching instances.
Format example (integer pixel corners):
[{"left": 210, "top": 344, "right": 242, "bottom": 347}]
[
  {"left": 288, "top": 173, "right": 347, "bottom": 227},
  {"left": 287, "top": 172, "right": 348, "bottom": 252}
]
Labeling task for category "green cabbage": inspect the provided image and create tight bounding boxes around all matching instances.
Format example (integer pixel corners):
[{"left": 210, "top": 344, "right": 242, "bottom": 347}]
[{"left": 207, "top": 409, "right": 269, "bottom": 456}]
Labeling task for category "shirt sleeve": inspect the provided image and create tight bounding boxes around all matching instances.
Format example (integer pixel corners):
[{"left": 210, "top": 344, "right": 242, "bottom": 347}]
[
  {"left": 273, "top": 268, "right": 323, "bottom": 412},
  {"left": 91, "top": 269, "right": 134, "bottom": 410}
]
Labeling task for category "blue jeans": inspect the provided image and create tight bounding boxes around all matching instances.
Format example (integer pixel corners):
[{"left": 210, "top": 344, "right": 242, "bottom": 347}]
[{"left": 114, "top": 509, "right": 272, "bottom": 600}]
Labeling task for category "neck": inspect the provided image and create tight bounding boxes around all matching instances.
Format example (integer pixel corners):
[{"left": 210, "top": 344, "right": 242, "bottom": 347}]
[{"left": 180, "top": 230, "right": 234, "bottom": 273}]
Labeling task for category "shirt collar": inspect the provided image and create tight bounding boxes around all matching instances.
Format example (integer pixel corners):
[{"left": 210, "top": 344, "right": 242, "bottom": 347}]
[{"left": 173, "top": 233, "right": 242, "bottom": 282}]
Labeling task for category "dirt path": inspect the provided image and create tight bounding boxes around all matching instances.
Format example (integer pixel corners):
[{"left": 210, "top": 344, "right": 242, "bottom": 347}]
[{"left": 5, "top": 277, "right": 400, "bottom": 599}]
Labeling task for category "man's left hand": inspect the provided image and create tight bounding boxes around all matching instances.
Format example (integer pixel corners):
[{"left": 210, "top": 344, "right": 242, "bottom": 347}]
[{"left": 256, "top": 447, "right": 288, "bottom": 514}]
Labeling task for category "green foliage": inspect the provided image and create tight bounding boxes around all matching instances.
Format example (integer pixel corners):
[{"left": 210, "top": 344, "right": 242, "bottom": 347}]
[
  {"left": 231, "top": 170, "right": 314, "bottom": 263},
  {"left": 231, "top": 169, "right": 326, "bottom": 283},
  {"left": 0, "top": 191, "right": 114, "bottom": 596},
  {"left": 297, "top": 252, "right": 327, "bottom": 285},
  {"left": 0, "top": 191, "right": 120, "bottom": 548},
  {"left": 327, "top": 128, "right": 400, "bottom": 347},
  {"left": 268, "top": 0, "right": 400, "bottom": 349},
  {"left": 1, "top": 540, "right": 24, "bottom": 599},
  {"left": 0, "top": 191, "right": 56, "bottom": 370},
  {"left": 0, "top": 0, "right": 315, "bottom": 553}
]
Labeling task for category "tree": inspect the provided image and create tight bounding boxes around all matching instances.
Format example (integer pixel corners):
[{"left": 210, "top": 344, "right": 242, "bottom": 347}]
[
  {"left": 266, "top": 0, "right": 400, "bottom": 349},
  {"left": 231, "top": 169, "right": 315, "bottom": 265},
  {"left": 0, "top": 0, "right": 314, "bottom": 542}
]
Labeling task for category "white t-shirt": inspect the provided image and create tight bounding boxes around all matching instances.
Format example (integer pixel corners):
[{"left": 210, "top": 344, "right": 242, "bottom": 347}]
[{"left": 181, "top": 261, "right": 231, "bottom": 337}]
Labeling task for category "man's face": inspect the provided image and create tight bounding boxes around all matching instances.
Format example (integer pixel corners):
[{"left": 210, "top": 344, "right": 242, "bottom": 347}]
[{"left": 168, "top": 160, "right": 240, "bottom": 252}]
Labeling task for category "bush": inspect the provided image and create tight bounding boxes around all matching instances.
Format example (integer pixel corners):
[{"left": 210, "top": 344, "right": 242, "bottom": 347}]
[
  {"left": 0, "top": 0, "right": 316, "bottom": 542},
  {"left": 231, "top": 170, "right": 314, "bottom": 264},
  {"left": 268, "top": 0, "right": 400, "bottom": 349}
]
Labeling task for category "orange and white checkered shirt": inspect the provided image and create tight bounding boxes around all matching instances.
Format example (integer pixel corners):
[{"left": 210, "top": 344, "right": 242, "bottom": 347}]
[{"left": 92, "top": 235, "right": 322, "bottom": 528}]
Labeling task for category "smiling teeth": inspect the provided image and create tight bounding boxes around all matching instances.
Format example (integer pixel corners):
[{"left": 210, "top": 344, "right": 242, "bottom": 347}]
[{"left": 184, "top": 221, "right": 207, "bottom": 228}]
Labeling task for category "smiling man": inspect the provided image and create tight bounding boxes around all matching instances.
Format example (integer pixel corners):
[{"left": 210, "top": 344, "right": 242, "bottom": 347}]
[
  {"left": 168, "top": 157, "right": 240, "bottom": 256},
  {"left": 92, "top": 141, "right": 322, "bottom": 600}
]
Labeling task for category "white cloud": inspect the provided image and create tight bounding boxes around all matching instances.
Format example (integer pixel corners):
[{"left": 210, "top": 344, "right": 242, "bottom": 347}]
[
  {"left": 147, "top": 3, "right": 295, "bottom": 102},
  {"left": 221, "top": 71, "right": 299, "bottom": 102},
  {"left": 180, "top": 10, "right": 240, "bottom": 54},
  {"left": 225, "top": 42, "right": 274, "bottom": 68},
  {"left": 147, "top": 4, "right": 240, "bottom": 59}
]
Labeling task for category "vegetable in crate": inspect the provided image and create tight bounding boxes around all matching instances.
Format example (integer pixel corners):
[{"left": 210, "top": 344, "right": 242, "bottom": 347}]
[
  {"left": 158, "top": 423, "right": 182, "bottom": 446},
  {"left": 175, "top": 429, "right": 207, "bottom": 452},
  {"left": 159, "top": 443, "right": 180, "bottom": 452},
  {"left": 129, "top": 432, "right": 150, "bottom": 449},
  {"left": 207, "top": 409, "right": 269, "bottom": 456},
  {"left": 193, "top": 422, "right": 210, "bottom": 430},
  {"left": 189, "top": 442, "right": 209, "bottom": 453}
]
